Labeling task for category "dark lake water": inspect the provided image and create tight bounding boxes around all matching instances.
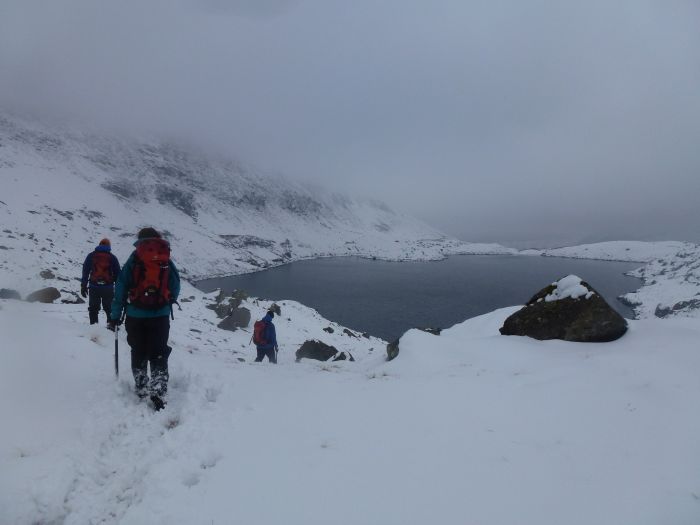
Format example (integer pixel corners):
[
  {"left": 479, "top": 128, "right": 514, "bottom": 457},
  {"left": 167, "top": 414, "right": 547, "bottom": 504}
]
[{"left": 197, "top": 255, "right": 642, "bottom": 341}]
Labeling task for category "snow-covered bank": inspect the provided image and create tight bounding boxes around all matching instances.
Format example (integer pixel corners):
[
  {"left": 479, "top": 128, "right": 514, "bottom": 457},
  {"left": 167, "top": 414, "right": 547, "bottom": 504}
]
[{"left": 2, "top": 293, "right": 699, "bottom": 525}]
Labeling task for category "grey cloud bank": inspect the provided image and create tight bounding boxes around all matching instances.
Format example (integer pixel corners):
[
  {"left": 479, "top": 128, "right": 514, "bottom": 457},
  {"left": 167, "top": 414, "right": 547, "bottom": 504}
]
[{"left": 1, "top": 0, "right": 699, "bottom": 247}]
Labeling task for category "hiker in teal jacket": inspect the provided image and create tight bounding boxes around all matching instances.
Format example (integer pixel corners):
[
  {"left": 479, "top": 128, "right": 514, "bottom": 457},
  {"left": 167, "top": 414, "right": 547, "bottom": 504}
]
[{"left": 108, "top": 227, "right": 180, "bottom": 408}]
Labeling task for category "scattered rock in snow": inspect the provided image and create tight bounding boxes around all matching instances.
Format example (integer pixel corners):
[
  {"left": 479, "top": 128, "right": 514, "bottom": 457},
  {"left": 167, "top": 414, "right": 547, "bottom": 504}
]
[
  {"left": 386, "top": 338, "right": 400, "bottom": 361},
  {"left": 217, "top": 307, "right": 251, "bottom": 331},
  {"left": 60, "top": 290, "right": 85, "bottom": 304},
  {"left": 39, "top": 269, "right": 56, "bottom": 279},
  {"left": 268, "top": 303, "right": 281, "bottom": 316},
  {"left": 343, "top": 328, "right": 358, "bottom": 338},
  {"left": 295, "top": 340, "right": 338, "bottom": 362},
  {"left": 418, "top": 327, "right": 442, "bottom": 335},
  {"left": 0, "top": 288, "right": 21, "bottom": 300},
  {"left": 654, "top": 299, "right": 700, "bottom": 318},
  {"left": 25, "top": 287, "right": 61, "bottom": 304},
  {"left": 207, "top": 302, "right": 231, "bottom": 319},
  {"left": 323, "top": 326, "right": 334, "bottom": 333},
  {"left": 332, "top": 351, "right": 355, "bottom": 362},
  {"left": 499, "top": 276, "right": 627, "bottom": 342}
]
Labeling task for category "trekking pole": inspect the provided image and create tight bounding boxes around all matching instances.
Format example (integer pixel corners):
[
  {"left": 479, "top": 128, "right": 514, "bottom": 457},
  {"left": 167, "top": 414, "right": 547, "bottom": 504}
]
[{"left": 114, "top": 323, "right": 119, "bottom": 378}]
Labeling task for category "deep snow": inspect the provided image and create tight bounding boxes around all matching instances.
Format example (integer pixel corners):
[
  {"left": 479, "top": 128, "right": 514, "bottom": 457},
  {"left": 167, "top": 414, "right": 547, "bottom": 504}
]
[{"left": 1, "top": 285, "right": 699, "bottom": 525}]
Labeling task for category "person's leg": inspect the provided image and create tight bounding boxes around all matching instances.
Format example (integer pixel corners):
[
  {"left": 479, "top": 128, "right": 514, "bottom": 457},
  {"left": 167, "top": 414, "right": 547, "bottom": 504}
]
[
  {"left": 125, "top": 317, "right": 149, "bottom": 396},
  {"left": 146, "top": 316, "right": 171, "bottom": 397},
  {"left": 266, "top": 348, "right": 277, "bottom": 364},
  {"left": 101, "top": 287, "right": 114, "bottom": 322},
  {"left": 88, "top": 288, "right": 100, "bottom": 324},
  {"left": 255, "top": 348, "right": 265, "bottom": 362}
]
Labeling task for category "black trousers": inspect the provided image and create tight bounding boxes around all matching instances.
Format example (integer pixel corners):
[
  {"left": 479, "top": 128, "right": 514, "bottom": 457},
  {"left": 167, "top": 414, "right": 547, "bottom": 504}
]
[
  {"left": 125, "top": 316, "right": 171, "bottom": 396},
  {"left": 255, "top": 347, "right": 277, "bottom": 363},
  {"left": 88, "top": 287, "right": 113, "bottom": 324}
]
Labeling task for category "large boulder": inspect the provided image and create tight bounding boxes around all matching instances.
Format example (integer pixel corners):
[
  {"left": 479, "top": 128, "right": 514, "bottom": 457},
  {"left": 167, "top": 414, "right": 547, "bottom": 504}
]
[
  {"left": 0, "top": 288, "right": 21, "bottom": 300},
  {"left": 26, "top": 287, "right": 61, "bottom": 304},
  {"left": 295, "top": 340, "right": 338, "bottom": 362},
  {"left": 217, "top": 307, "right": 251, "bottom": 332},
  {"left": 500, "top": 275, "right": 627, "bottom": 342}
]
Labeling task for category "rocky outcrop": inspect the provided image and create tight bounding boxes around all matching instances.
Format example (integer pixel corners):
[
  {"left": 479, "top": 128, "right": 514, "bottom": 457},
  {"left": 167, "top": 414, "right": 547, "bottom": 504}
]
[
  {"left": 500, "top": 276, "right": 627, "bottom": 342},
  {"left": 295, "top": 340, "right": 338, "bottom": 362},
  {"left": 654, "top": 299, "right": 700, "bottom": 318},
  {"left": 217, "top": 307, "right": 251, "bottom": 331},
  {"left": 26, "top": 287, "right": 61, "bottom": 304}
]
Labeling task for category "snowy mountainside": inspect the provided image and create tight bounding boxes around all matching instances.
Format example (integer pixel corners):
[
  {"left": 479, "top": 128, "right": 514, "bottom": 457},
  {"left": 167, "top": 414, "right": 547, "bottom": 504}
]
[{"left": 0, "top": 114, "right": 511, "bottom": 290}]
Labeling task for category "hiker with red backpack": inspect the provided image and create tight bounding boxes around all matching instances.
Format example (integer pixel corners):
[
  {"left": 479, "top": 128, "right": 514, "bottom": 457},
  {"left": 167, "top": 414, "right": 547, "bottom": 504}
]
[
  {"left": 108, "top": 228, "right": 180, "bottom": 409},
  {"left": 253, "top": 308, "right": 279, "bottom": 363},
  {"left": 81, "top": 238, "right": 121, "bottom": 325}
]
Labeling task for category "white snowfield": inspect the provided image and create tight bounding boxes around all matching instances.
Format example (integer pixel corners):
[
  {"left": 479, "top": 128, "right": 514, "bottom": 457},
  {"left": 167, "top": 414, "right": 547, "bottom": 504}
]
[{"left": 1, "top": 287, "right": 699, "bottom": 525}]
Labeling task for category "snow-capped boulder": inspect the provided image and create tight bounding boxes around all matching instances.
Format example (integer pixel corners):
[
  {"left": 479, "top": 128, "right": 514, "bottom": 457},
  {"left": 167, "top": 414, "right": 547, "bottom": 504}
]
[
  {"left": 295, "top": 340, "right": 338, "bottom": 362},
  {"left": 217, "top": 307, "right": 251, "bottom": 331},
  {"left": 499, "top": 275, "right": 627, "bottom": 342},
  {"left": 25, "top": 287, "right": 61, "bottom": 304}
]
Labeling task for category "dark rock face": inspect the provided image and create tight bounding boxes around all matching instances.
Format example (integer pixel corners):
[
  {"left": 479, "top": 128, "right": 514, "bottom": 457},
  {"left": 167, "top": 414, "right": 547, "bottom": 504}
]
[
  {"left": 500, "top": 280, "right": 627, "bottom": 342},
  {"left": 343, "top": 328, "right": 358, "bottom": 338},
  {"left": 0, "top": 288, "right": 21, "bottom": 300},
  {"left": 217, "top": 307, "right": 251, "bottom": 331},
  {"left": 26, "top": 287, "right": 61, "bottom": 304},
  {"left": 295, "top": 340, "right": 338, "bottom": 362},
  {"left": 386, "top": 338, "right": 400, "bottom": 361},
  {"left": 332, "top": 351, "right": 355, "bottom": 362},
  {"left": 323, "top": 326, "right": 334, "bottom": 333}
]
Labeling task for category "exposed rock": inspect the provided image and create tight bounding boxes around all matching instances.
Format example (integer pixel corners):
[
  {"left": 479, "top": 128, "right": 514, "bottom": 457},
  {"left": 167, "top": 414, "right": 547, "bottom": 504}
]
[
  {"left": 343, "top": 328, "right": 358, "bottom": 338},
  {"left": 386, "top": 338, "right": 400, "bottom": 361},
  {"left": 418, "top": 327, "right": 442, "bottom": 335},
  {"left": 295, "top": 340, "right": 338, "bottom": 362},
  {"left": 655, "top": 299, "right": 700, "bottom": 318},
  {"left": 323, "top": 326, "right": 334, "bottom": 333},
  {"left": 180, "top": 296, "right": 195, "bottom": 303},
  {"left": 60, "top": 290, "right": 85, "bottom": 304},
  {"left": 206, "top": 302, "right": 232, "bottom": 319},
  {"left": 500, "top": 276, "right": 627, "bottom": 342},
  {"left": 268, "top": 303, "right": 282, "bottom": 316},
  {"left": 217, "top": 307, "right": 251, "bottom": 331},
  {"left": 362, "top": 332, "right": 371, "bottom": 339},
  {"left": 40, "top": 269, "right": 56, "bottom": 279},
  {"left": 0, "top": 288, "right": 21, "bottom": 300},
  {"left": 26, "top": 287, "right": 61, "bottom": 304},
  {"left": 332, "top": 351, "right": 355, "bottom": 362}
]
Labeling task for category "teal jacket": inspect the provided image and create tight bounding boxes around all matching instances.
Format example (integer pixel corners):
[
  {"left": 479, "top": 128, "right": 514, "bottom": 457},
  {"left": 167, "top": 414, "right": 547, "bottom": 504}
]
[{"left": 110, "top": 250, "right": 181, "bottom": 320}]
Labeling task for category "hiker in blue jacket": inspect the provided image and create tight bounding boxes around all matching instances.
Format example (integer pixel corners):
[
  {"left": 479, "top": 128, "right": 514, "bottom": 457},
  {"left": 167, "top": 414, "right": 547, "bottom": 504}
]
[
  {"left": 81, "top": 238, "right": 121, "bottom": 325},
  {"left": 255, "top": 309, "right": 279, "bottom": 363},
  {"left": 108, "top": 228, "right": 180, "bottom": 408}
]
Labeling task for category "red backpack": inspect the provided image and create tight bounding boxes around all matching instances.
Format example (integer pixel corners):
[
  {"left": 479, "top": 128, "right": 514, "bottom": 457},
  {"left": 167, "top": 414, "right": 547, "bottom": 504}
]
[
  {"left": 128, "top": 238, "right": 172, "bottom": 310},
  {"left": 91, "top": 251, "right": 114, "bottom": 285},
  {"left": 253, "top": 320, "right": 268, "bottom": 346}
]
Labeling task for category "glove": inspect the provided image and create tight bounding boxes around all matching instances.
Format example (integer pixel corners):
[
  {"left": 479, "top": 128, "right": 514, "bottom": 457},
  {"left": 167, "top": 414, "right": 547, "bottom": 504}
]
[
  {"left": 80, "top": 285, "right": 88, "bottom": 298},
  {"left": 107, "top": 319, "right": 121, "bottom": 332}
]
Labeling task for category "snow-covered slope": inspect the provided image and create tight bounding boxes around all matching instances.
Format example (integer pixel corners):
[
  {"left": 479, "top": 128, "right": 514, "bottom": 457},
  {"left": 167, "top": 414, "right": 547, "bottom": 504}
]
[
  {"left": 2, "top": 294, "right": 698, "bottom": 525},
  {"left": 0, "top": 114, "right": 513, "bottom": 292}
]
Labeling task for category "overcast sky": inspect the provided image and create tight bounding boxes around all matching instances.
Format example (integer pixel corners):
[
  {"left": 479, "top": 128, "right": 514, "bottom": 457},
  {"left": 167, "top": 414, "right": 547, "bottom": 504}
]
[{"left": 1, "top": 0, "right": 699, "bottom": 246}]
